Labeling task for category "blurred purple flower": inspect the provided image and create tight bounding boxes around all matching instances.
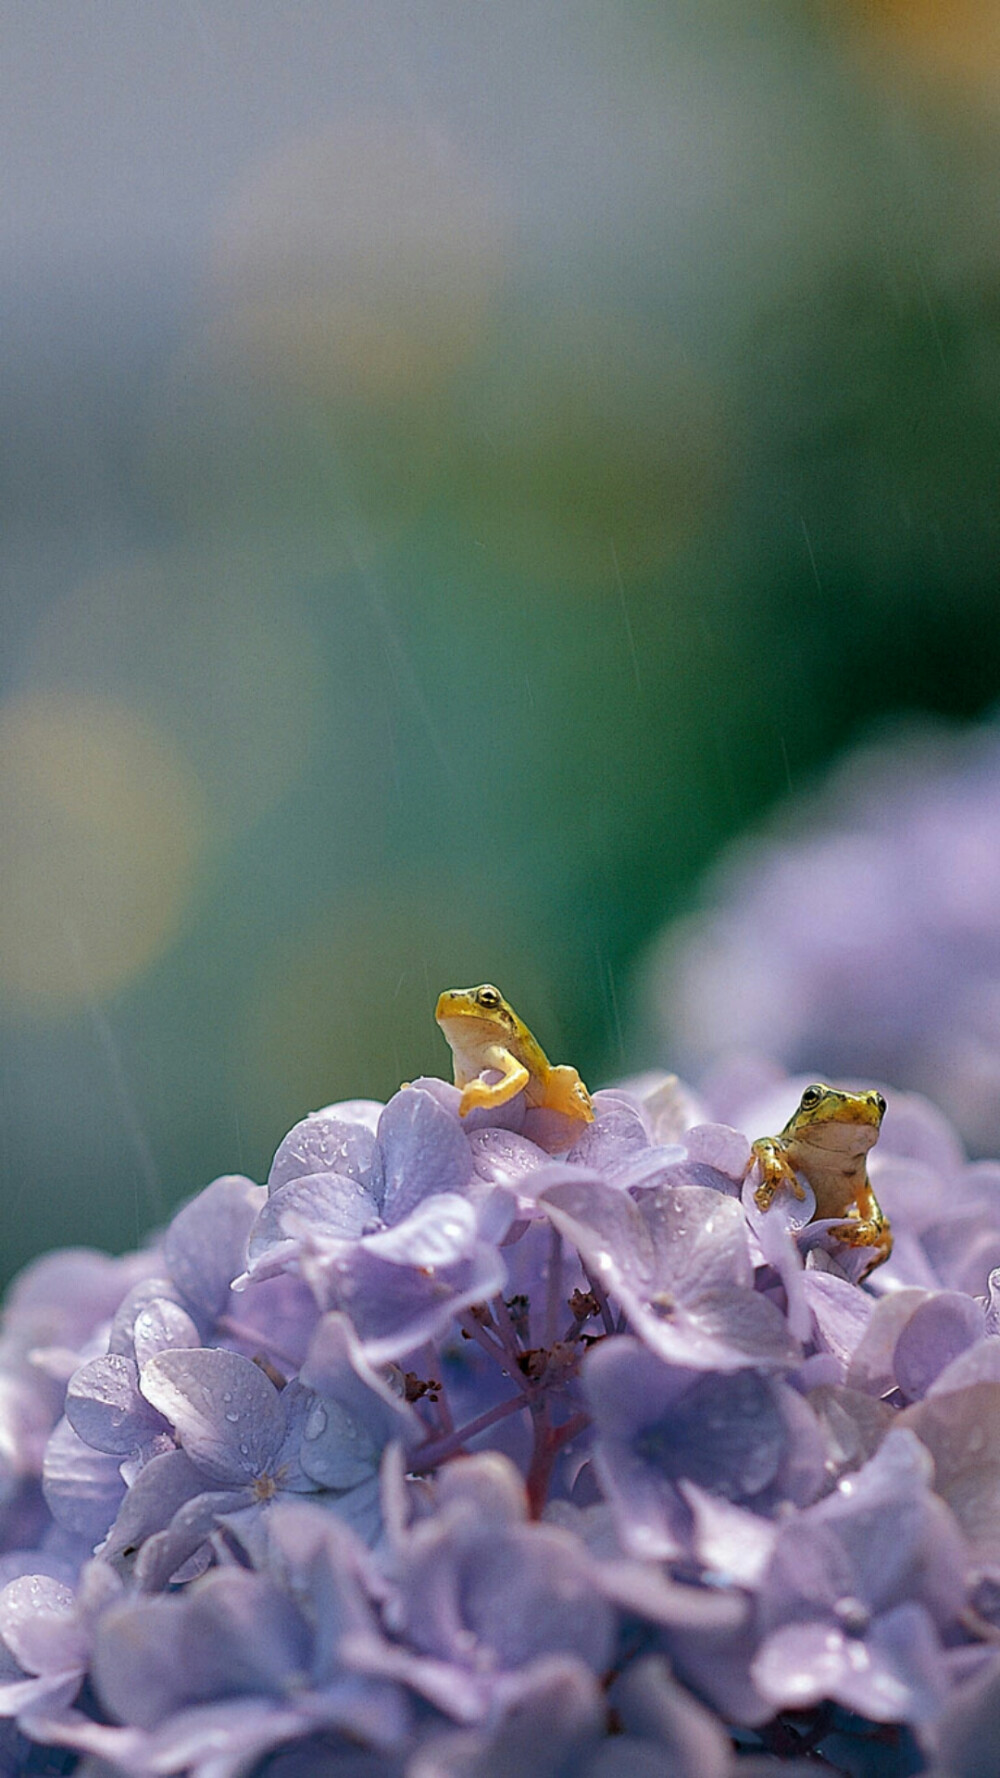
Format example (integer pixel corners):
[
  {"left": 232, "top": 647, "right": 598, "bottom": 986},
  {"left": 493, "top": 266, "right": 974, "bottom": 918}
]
[{"left": 646, "top": 721, "right": 1000, "bottom": 1155}]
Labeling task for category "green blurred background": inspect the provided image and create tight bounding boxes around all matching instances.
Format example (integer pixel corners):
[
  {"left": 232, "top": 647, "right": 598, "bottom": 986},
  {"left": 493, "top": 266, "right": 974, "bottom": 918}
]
[{"left": 2, "top": 0, "right": 999, "bottom": 1280}]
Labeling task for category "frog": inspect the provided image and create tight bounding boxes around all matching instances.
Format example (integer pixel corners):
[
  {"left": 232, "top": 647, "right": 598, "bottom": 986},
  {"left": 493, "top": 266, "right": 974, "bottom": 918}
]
[
  {"left": 435, "top": 984, "right": 594, "bottom": 1125},
  {"left": 749, "top": 1081, "right": 891, "bottom": 1274}
]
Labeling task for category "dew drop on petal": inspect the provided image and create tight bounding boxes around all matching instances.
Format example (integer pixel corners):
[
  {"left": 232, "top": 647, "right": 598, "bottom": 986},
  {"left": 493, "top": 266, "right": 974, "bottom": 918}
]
[{"left": 305, "top": 1403, "right": 328, "bottom": 1441}]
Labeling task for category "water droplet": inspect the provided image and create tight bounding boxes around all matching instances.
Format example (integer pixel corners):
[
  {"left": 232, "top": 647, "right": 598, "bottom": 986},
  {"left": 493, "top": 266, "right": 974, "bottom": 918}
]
[
  {"left": 225, "top": 1410, "right": 240, "bottom": 1423},
  {"left": 222, "top": 1392, "right": 233, "bottom": 1404},
  {"left": 305, "top": 1404, "right": 328, "bottom": 1441}
]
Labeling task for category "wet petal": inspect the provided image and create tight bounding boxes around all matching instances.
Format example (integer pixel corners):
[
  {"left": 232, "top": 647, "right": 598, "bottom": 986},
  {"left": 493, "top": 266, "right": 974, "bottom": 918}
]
[
  {"left": 140, "top": 1348, "right": 284, "bottom": 1484},
  {"left": 378, "top": 1089, "right": 473, "bottom": 1226}
]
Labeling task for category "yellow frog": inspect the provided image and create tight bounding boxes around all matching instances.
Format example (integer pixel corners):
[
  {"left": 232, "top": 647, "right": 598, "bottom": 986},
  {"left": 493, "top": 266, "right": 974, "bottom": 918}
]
[
  {"left": 750, "top": 1082, "right": 891, "bottom": 1273},
  {"left": 435, "top": 984, "right": 594, "bottom": 1125}
]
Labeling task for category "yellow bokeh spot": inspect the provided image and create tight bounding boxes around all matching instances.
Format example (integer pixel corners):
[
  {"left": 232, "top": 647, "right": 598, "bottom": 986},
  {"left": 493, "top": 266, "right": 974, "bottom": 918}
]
[
  {"left": 834, "top": 0, "right": 1000, "bottom": 97},
  {"left": 210, "top": 117, "right": 507, "bottom": 401},
  {"left": 20, "top": 543, "right": 322, "bottom": 839},
  {"left": 0, "top": 694, "right": 207, "bottom": 1008}
]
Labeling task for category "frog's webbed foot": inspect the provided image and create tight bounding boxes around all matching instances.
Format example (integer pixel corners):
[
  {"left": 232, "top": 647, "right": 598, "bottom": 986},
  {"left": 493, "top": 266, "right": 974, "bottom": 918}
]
[
  {"left": 830, "top": 1215, "right": 893, "bottom": 1275},
  {"left": 458, "top": 1058, "right": 530, "bottom": 1118},
  {"left": 543, "top": 1064, "right": 594, "bottom": 1124},
  {"left": 750, "top": 1138, "right": 807, "bottom": 1212}
]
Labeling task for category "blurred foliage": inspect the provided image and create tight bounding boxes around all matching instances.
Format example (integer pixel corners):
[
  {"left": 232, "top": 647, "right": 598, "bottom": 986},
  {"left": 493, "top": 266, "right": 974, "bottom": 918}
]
[{"left": 1, "top": 0, "right": 1000, "bottom": 1280}]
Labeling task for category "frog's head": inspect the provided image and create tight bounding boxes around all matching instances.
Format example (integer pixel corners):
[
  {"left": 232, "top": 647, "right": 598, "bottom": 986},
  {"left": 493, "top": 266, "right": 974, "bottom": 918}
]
[
  {"left": 785, "top": 1082, "right": 886, "bottom": 1152},
  {"left": 435, "top": 984, "right": 519, "bottom": 1041}
]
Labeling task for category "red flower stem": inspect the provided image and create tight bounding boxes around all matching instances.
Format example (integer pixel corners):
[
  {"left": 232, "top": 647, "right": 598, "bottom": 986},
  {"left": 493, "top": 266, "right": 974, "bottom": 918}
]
[{"left": 526, "top": 1399, "right": 554, "bottom": 1517}]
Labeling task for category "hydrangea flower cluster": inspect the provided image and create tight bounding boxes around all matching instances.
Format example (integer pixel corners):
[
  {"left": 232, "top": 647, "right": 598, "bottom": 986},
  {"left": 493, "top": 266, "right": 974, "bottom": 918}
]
[
  {"left": 1, "top": 1062, "right": 1000, "bottom": 1775},
  {"left": 645, "top": 719, "right": 1000, "bottom": 1154}
]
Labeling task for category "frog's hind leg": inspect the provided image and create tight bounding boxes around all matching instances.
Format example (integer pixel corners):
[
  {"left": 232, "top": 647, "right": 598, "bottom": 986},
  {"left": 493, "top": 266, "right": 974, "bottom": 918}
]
[
  {"left": 832, "top": 1182, "right": 892, "bottom": 1275},
  {"left": 543, "top": 1065, "right": 594, "bottom": 1124},
  {"left": 750, "top": 1138, "right": 806, "bottom": 1211},
  {"left": 458, "top": 1053, "right": 530, "bottom": 1118}
]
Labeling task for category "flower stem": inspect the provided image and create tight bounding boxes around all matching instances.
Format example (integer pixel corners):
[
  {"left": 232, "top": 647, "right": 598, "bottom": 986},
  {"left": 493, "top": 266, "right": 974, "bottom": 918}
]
[
  {"left": 581, "top": 1263, "right": 616, "bottom": 1336},
  {"left": 457, "top": 1311, "right": 532, "bottom": 1393},
  {"left": 412, "top": 1393, "right": 529, "bottom": 1470}
]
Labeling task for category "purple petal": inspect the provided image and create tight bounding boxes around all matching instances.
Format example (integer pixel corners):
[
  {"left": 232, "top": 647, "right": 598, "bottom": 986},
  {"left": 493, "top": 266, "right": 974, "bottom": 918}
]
[
  {"left": 140, "top": 1349, "right": 284, "bottom": 1484},
  {"left": 893, "top": 1292, "right": 985, "bottom": 1401},
  {"left": 0, "top": 1575, "right": 86, "bottom": 1678},
  {"left": 133, "top": 1299, "right": 201, "bottom": 1366},
  {"left": 179, "top": 1568, "right": 312, "bottom": 1697},
  {"left": 753, "top": 1601, "right": 944, "bottom": 1724},
  {"left": 42, "top": 1417, "right": 127, "bottom": 1544},
  {"left": 935, "top": 1648, "right": 1000, "bottom": 1778},
  {"left": 136, "top": 1488, "right": 256, "bottom": 1592},
  {"left": 631, "top": 1284, "right": 798, "bottom": 1374},
  {"left": 565, "top": 1093, "right": 650, "bottom": 1175},
  {"left": 680, "top": 1483, "right": 778, "bottom": 1587},
  {"left": 846, "top": 1289, "right": 929, "bottom": 1396},
  {"left": 313, "top": 1097, "right": 384, "bottom": 1134},
  {"left": 91, "top": 1593, "right": 200, "bottom": 1727},
  {"left": 416, "top": 1656, "right": 603, "bottom": 1778},
  {"left": 0, "top": 1671, "right": 80, "bottom": 1718},
  {"left": 806, "top": 1384, "right": 894, "bottom": 1484},
  {"left": 65, "top": 1356, "right": 166, "bottom": 1457},
  {"left": 802, "top": 1270, "right": 874, "bottom": 1372},
  {"left": 634, "top": 1369, "right": 789, "bottom": 1500},
  {"left": 163, "top": 1176, "right": 265, "bottom": 1326},
  {"left": 466, "top": 1128, "right": 551, "bottom": 1191},
  {"left": 583, "top": 1337, "right": 691, "bottom": 1443},
  {"left": 592, "top": 1557, "right": 747, "bottom": 1632},
  {"left": 899, "top": 1382, "right": 1000, "bottom": 1564},
  {"left": 637, "top": 1184, "right": 754, "bottom": 1296},
  {"left": 522, "top": 1107, "right": 592, "bottom": 1153},
  {"left": 612, "top": 1653, "right": 734, "bottom": 1778},
  {"left": 107, "top": 1277, "right": 187, "bottom": 1358},
  {"left": 377, "top": 1089, "right": 473, "bottom": 1226},
  {"left": 245, "top": 1173, "right": 380, "bottom": 1281},
  {"left": 305, "top": 1218, "right": 505, "bottom": 1365},
  {"left": 928, "top": 1337, "right": 1000, "bottom": 1397},
  {"left": 298, "top": 1314, "right": 420, "bottom": 1456},
  {"left": 360, "top": 1193, "right": 481, "bottom": 1270},
  {"left": 464, "top": 1525, "right": 615, "bottom": 1677},
  {"left": 5, "top": 1249, "right": 146, "bottom": 1351},
  {"left": 268, "top": 1112, "right": 381, "bottom": 1198},
  {"left": 99, "top": 1447, "right": 211, "bottom": 1571},
  {"left": 612, "top": 1150, "right": 720, "bottom": 1196},
  {"left": 683, "top": 1123, "right": 751, "bottom": 1181},
  {"left": 143, "top": 1699, "right": 315, "bottom": 1778}
]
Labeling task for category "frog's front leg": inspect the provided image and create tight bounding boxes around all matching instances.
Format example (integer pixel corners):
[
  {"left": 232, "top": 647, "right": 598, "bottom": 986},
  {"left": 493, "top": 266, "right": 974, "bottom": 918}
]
[
  {"left": 750, "top": 1138, "right": 807, "bottom": 1211},
  {"left": 457, "top": 1047, "right": 530, "bottom": 1118}
]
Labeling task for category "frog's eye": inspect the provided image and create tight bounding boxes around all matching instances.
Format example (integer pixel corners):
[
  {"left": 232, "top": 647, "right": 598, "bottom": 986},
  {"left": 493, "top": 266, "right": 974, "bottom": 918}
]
[
  {"left": 874, "top": 1092, "right": 887, "bottom": 1116},
  {"left": 475, "top": 985, "right": 502, "bottom": 1009},
  {"left": 800, "top": 1084, "right": 825, "bottom": 1108}
]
